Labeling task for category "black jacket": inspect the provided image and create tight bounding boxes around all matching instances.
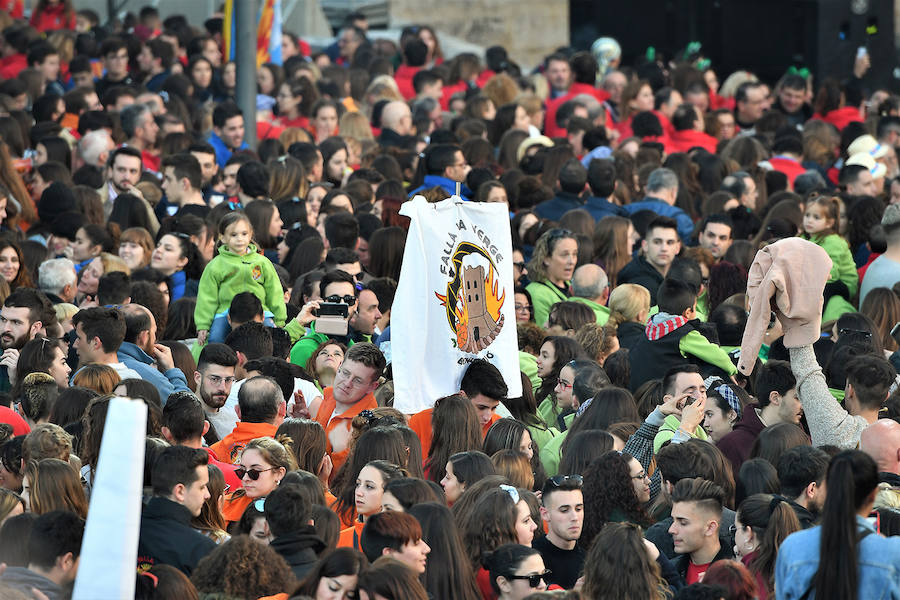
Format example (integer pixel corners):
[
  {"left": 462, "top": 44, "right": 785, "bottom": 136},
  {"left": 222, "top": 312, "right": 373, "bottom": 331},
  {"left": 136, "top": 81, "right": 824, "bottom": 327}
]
[
  {"left": 617, "top": 255, "right": 664, "bottom": 305},
  {"left": 672, "top": 542, "right": 734, "bottom": 583},
  {"left": 138, "top": 496, "right": 216, "bottom": 575},
  {"left": 269, "top": 527, "right": 326, "bottom": 580},
  {"left": 616, "top": 321, "right": 645, "bottom": 352},
  {"left": 788, "top": 499, "right": 818, "bottom": 530}
]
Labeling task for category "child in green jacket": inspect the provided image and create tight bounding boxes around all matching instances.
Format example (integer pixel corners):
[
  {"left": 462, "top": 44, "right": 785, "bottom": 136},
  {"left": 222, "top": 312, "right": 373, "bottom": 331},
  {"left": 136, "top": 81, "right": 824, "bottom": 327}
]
[
  {"left": 195, "top": 211, "right": 287, "bottom": 345},
  {"left": 801, "top": 196, "right": 858, "bottom": 321}
]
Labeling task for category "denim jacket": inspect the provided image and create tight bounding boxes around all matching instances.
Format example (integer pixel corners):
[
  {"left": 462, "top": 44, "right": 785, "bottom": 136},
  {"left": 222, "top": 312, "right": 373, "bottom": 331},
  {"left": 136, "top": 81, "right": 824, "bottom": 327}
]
[{"left": 775, "top": 515, "right": 900, "bottom": 599}]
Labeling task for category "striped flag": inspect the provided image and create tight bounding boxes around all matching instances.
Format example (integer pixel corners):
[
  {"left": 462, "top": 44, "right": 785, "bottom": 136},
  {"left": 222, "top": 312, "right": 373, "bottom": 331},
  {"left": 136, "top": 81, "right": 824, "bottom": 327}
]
[{"left": 223, "top": 0, "right": 283, "bottom": 66}]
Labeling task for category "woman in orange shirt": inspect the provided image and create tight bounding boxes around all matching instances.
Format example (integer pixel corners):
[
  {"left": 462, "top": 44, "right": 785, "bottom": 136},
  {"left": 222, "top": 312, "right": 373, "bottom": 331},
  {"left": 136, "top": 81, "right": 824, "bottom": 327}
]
[{"left": 223, "top": 437, "right": 297, "bottom": 525}]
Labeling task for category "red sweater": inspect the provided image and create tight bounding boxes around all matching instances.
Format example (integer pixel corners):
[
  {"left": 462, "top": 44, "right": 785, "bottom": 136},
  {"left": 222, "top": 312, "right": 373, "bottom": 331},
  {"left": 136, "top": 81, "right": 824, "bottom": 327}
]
[
  {"left": 812, "top": 106, "right": 863, "bottom": 131},
  {"left": 30, "top": 4, "right": 76, "bottom": 31},
  {"left": 668, "top": 129, "right": 719, "bottom": 154},
  {"left": 394, "top": 64, "right": 421, "bottom": 100},
  {"left": 768, "top": 156, "right": 807, "bottom": 187}
]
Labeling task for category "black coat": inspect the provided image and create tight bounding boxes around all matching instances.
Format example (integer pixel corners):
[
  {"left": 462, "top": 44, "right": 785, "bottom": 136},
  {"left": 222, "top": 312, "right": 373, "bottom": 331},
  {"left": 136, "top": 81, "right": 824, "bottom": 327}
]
[
  {"left": 269, "top": 527, "right": 326, "bottom": 581},
  {"left": 137, "top": 497, "right": 216, "bottom": 575}
]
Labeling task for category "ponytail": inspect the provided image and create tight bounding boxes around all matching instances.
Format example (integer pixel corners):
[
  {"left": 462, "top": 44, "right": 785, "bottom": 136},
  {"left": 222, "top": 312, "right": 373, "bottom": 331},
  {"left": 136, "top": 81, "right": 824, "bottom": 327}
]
[
  {"left": 812, "top": 450, "right": 879, "bottom": 600},
  {"left": 742, "top": 494, "right": 800, "bottom": 594}
]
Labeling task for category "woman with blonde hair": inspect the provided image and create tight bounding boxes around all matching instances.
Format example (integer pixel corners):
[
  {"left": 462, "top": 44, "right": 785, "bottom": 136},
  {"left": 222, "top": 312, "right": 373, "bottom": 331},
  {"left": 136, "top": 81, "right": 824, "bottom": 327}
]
[
  {"left": 490, "top": 449, "right": 534, "bottom": 490},
  {"left": 365, "top": 75, "right": 403, "bottom": 106},
  {"left": 0, "top": 488, "right": 24, "bottom": 524},
  {"left": 607, "top": 283, "right": 651, "bottom": 352},
  {"left": 340, "top": 111, "right": 375, "bottom": 141},
  {"left": 593, "top": 216, "right": 636, "bottom": 286},
  {"left": 279, "top": 126, "right": 313, "bottom": 149},
  {"left": 23, "top": 458, "right": 88, "bottom": 519},
  {"left": 223, "top": 436, "right": 297, "bottom": 524}
]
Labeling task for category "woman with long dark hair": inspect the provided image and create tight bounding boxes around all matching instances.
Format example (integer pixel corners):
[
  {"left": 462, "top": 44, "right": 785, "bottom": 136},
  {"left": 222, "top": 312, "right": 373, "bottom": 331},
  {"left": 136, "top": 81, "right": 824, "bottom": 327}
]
[
  {"left": 423, "top": 393, "right": 483, "bottom": 483},
  {"left": 534, "top": 336, "right": 587, "bottom": 426},
  {"left": 734, "top": 493, "right": 800, "bottom": 599},
  {"left": 408, "top": 502, "right": 481, "bottom": 600},
  {"left": 776, "top": 450, "right": 900, "bottom": 600},
  {"left": 581, "top": 450, "right": 652, "bottom": 549}
]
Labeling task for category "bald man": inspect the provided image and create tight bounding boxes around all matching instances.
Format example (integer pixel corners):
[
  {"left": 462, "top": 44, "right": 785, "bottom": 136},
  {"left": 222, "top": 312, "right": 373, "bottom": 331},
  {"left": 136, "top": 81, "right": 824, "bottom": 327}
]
[
  {"left": 570, "top": 264, "right": 610, "bottom": 325},
  {"left": 861, "top": 419, "right": 900, "bottom": 491},
  {"left": 378, "top": 100, "right": 413, "bottom": 147},
  {"left": 118, "top": 303, "right": 192, "bottom": 403}
]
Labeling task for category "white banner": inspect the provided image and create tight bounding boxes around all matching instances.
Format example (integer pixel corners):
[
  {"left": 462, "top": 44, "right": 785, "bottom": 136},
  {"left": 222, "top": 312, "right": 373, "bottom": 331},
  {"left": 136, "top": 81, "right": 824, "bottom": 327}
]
[{"left": 392, "top": 196, "right": 522, "bottom": 413}]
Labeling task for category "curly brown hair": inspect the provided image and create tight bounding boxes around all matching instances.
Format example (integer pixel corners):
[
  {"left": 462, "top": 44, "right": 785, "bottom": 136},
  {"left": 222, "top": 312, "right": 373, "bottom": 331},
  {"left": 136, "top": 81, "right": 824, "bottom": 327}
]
[
  {"left": 581, "top": 451, "right": 650, "bottom": 549},
  {"left": 191, "top": 535, "right": 297, "bottom": 596},
  {"left": 460, "top": 486, "right": 519, "bottom": 571}
]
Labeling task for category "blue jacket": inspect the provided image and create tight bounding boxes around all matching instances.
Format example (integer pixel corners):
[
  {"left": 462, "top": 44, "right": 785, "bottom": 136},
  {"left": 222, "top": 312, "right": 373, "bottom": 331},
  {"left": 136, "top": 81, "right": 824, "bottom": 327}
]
[
  {"left": 622, "top": 197, "right": 695, "bottom": 241},
  {"left": 408, "top": 175, "right": 471, "bottom": 200},
  {"left": 207, "top": 131, "right": 249, "bottom": 168},
  {"left": 534, "top": 191, "right": 584, "bottom": 222},
  {"left": 775, "top": 515, "right": 900, "bottom": 599},
  {"left": 584, "top": 196, "right": 627, "bottom": 221},
  {"left": 118, "top": 341, "right": 191, "bottom": 405}
]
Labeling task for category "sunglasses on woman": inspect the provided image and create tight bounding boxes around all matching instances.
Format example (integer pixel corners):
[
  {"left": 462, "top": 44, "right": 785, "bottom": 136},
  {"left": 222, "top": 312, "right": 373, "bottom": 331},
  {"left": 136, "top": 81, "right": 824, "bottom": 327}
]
[
  {"left": 235, "top": 467, "right": 274, "bottom": 480},
  {"left": 507, "top": 570, "right": 551, "bottom": 588}
]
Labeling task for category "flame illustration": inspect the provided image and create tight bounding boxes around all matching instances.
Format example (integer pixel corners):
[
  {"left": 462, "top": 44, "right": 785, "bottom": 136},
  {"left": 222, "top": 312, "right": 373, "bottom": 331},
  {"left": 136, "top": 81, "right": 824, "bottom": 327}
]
[{"left": 484, "top": 262, "right": 505, "bottom": 321}]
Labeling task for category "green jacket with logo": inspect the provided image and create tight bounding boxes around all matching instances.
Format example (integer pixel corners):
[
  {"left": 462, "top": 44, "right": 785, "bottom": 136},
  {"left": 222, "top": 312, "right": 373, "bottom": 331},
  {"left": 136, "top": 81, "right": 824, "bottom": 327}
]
[{"left": 194, "top": 243, "right": 286, "bottom": 331}]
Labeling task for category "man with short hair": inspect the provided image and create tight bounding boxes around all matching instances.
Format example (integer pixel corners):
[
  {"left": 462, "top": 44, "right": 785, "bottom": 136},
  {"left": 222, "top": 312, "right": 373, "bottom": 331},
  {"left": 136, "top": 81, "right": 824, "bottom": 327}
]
[
  {"left": 584, "top": 158, "right": 627, "bottom": 221},
  {"left": 768, "top": 136, "right": 807, "bottom": 186},
  {"left": 668, "top": 103, "right": 718, "bottom": 154},
  {"left": 533, "top": 475, "right": 585, "bottom": 589},
  {"left": 377, "top": 101, "right": 414, "bottom": 148},
  {"left": 193, "top": 343, "right": 239, "bottom": 441},
  {"left": 408, "top": 358, "right": 507, "bottom": 453},
  {"left": 309, "top": 343, "right": 385, "bottom": 472},
  {"left": 669, "top": 477, "right": 733, "bottom": 583},
  {"left": 162, "top": 391, "right": 242, "bottom": 491},
  {"left": 38, "top": 258, "right": 77, "bottom": 304},
  {"left": 188, "top": 142, "right": 224, "bottom": 204},
  {"left": 0, "top": 510, "right": 84, "bottom": 599},
  {"left": 0, "top": 289, "right": 55, "bottom": 392},
  {"left": 336, "top": 25, "right": 366, "bottom": 65},
  {"left": 71, "top": 307, "right": 142, "bottom": 380},
  {"left": 121, "top": 103, "right": 161, "bottom": 173},
  {"left": 323, "top": 213, "right": 359, "bottom": 250},
  {"left": 697, "top": 214, "right": 734, "bottom": 260},
  {"left": 772, "top": 74, "right": 812, "bottom": 128},
  {"left": 94, "top": 37, "right": 135, "bottom": 98},
  {"left": 648, "top": 364, "right": 711, "bottom": 450},
  {"left": 287, "top": 142, "right": 324, "bottom": 183},
  {"left": 570, "top": 264, "right": 610, "bottom": 324},
  {"left": 717, "top": 360, "right": 801, "bottom": 473},
  {"left": 160, "top": 153, "right": 210, "bottom": 219},
  {"left": 78, "top": 129, "right": 116, "bottom": 169},
  {"left": 264, "top": 485, "right": 326, "bottom": 579},
  {"left": 534, "top": 158, "right": 586, "bottom": 221},
  {"left": 792, "top": 351, "right": 894, "bottom": 449},
  {"left": 860, "top": 204, "right": 900, "bottom": 305},
  {"left": 97, "top": 271, "right": 131, "bottom": 305},
  {"left": 359, "top": 511, "right": 430, "bottom": 573},
  {"left": 208, "top": 100, "right": 248, "bottom": 167},
  {"left": 618, "top": 216, "right": 681, "bottom": 305},
  {"left": 27, "top": 42, "right": 62, "bottom": 96},
  {"left": 290, "top": 270, "right": 363, "bottom": 367},
  {"left": 138, "top": 38, "right": 174, "bottom": 92},
  {"left": 545, "top": 53, "right": 572, "bottom": 99},
  {"left": 101, "top": 146, "right": 143, "bottom": 218},
  {"left": 777, "top": 445, "right": 829, "bottom": 528},
  {"left": 621, "top": 168, "right": 693, "bottom": 240},
  {"left": 209, "top": 375, "right": 285, "bottom": 463},
  {"left": 734, "top": 81, "right": 766, "bottom": 132},
  {"left": 350, "top": 287, "right": 383, "bottom": 339},
  {"left": 118, "top": 303, "right": 191, "bottom": 403},
  {"left": 138, "top": 445, "right": 216, "bottom": 574},
  {"left": 721, "top": 171, "right": 758, "bottom": 211},
  {"left": 408, "top": 144, "right": 470, "bottom": 199}
]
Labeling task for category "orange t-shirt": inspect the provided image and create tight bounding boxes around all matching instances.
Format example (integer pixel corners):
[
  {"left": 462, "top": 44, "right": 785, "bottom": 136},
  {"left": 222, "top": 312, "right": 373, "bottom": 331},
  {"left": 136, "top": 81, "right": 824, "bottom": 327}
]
[
  {"left": 409, "top": 409, "right": 501, "bottom": 457},
  {"left": 209, "top": 421, "right": 278, "bottom": 464},
  {"left": 337, "top": 521, "right": 365, "bottom": 550},
  {"left": 314, "top": 388, "right": 378, "bottom": 476}
]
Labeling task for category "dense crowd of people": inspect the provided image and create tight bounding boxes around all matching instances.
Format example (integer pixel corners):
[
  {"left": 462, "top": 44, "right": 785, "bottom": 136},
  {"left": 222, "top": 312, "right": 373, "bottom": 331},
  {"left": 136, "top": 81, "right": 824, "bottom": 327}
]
[{"left": 0, "top": 1, "right": 898, "bottom": 599}]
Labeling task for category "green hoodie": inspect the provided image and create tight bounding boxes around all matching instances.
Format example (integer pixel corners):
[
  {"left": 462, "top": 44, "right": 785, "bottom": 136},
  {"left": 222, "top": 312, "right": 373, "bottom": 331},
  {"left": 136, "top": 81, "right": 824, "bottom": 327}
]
[{"left": 194, "top": 243, "right": 287, "bottom": 331}]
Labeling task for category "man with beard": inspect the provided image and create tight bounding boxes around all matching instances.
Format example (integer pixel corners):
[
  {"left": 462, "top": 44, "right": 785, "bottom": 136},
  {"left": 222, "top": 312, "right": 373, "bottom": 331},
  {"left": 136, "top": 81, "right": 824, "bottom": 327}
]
[
  {"left": 99, "top": 146, "right": 143, "bottom": 219},
  {"left": 0, "top": 289, "right": 55, "bottom": 392},
  {"left": 192, "top": 343, "right": 238, "bottom": 442},
  {"left": 119, "top": 304, "right": 192, "bottom": 403},
  {"left": 776, "top": 445, "right": 829, "bottom": 529}
]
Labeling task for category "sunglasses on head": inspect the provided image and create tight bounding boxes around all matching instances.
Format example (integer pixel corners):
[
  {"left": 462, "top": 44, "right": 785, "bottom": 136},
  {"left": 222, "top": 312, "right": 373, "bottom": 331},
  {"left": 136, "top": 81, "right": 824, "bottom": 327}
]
[
  {"left": 507, "top": 570, "right": 551, "bottom": 588},
  {"left": 235, "top": 466, "right": 274, "bottom": 481},
  {"left": 548, "top": 474, "right": 583, "bottom": 487},
  {"left": 325, "top": 294, "right": 357, "bottom": 305}
]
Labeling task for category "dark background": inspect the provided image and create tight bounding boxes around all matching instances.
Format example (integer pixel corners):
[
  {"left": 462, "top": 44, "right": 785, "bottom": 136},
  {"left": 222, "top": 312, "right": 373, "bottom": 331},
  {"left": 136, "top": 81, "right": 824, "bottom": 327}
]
[{"left": 570, "top": 0, "right": 899, "bottom": 90}]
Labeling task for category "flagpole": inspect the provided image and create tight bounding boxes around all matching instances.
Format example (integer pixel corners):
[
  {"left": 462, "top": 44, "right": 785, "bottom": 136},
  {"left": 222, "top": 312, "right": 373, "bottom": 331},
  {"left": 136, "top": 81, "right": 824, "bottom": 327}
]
[{"left": 235, "top": 0, "right": 258, "bottom": 150}]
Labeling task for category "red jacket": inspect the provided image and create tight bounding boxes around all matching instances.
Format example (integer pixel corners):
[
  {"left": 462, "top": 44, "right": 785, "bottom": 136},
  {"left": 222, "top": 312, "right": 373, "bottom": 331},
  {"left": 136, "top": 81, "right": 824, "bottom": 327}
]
[
  {"left": 0, "top": 54, "right": 26, "bottom": 80},
  {"left": 768, "top": 156, "right": 807, "bottom": 187},
  {"left": 394, "top": 64, "right": 421, "bottom": 100},
  {"left": 30, "top": 4, "right": 76, "bottom": 32},
  {"left": 440, "top": 80, "right": 469, "bottom": 110},
  {"left": 0, "top": 0, "right": 23, "bottom": 18},
  {"left": 668, "top": 129, "right": 719, "bottom": 154},
  {"left": 812, "top": 106, "right": 863, "bottom": 131},
  {"left": 569, "top": 82, "right": 610, "bottom": 103}
]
